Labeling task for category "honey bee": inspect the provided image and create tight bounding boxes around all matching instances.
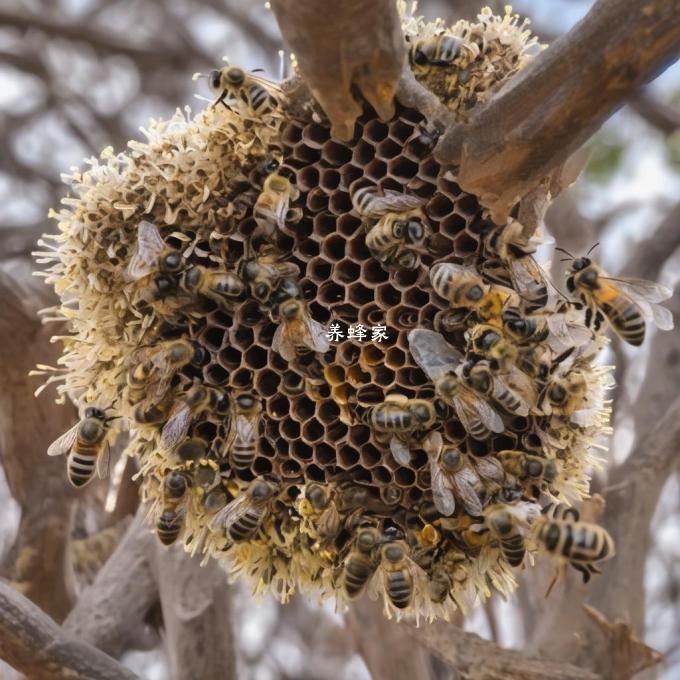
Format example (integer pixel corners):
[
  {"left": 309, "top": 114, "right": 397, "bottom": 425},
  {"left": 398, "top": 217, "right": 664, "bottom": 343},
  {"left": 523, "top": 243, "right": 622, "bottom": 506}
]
[
  {"left": 485, "top": 221, "right": 550, "bottom": 312},
  {"left": 181, "top": 265, "right": 246, "bottom": 310},
  {"left": 160, "top": 384, "right": 229, "bottom": 451},
  {"left": 467, "top": 324, "right": 518, "bottom": 371},
  {"left": 249, "top": 149, "right": 282, "bottom": 188},
  {"left": 304, "top": 483, "right": 342, "bottom": 541},
  {"left": 424, "top": 432, "right": 488, "bottom": 517},
  {"left": 365, "top": 212, "right": 431, "bottom": 270},
  {"left": 380, "top": 542, "right": 414, "bottom": 609},
  {"left": 210, "top": 477, "right": 279, "bottom": 542},
  {"left": 408, "top": 34, "right": 462, "bottom": 73},
  {"left": 497, "top": 450, "right": 558, "bottom": 497},
  {"left": 408, "top": 329, "right": 505, "bottom": 440},
  {"left": 351, "top": 183, "right": 426, "bottom": 218},
  {"left": 125, "top": 220, "right": 183, "bottom": 296},
  {"left": 558, "top": 247, "right": 673, "bottom": 346},
  {"left": 538, "top": 368, "right": 596, "bottom": 425},
  {"left": 541, "top": 501, "right": 580, "bottom": 523},
  {"left": 206, "top": 65, "right": 281, "bottom": 117},
  {"left": 534, "top": 517, "right": 614, "bottom": 583},
  {"left": 223, "top": 393, "right": 263, "bottom": 469},
  {"left": 239, "top": 250, "right": 299, "bottom": 305},
  {"left": 155, "top": 470, "right": 192, "bottom": 545},
  {"left": 272, "top": 298, "right": 330, "bottom": 360},
  {"left": 366, "top": 393, "right": 440, "bottom": 465},
  {"left": 429, "top": 548, "right": 468, "bottom": 603},
  {"left": 47, "top": 407, "right": 116, "bottom": 487},
  {"left": 341, "top": 527, "right": 380, "bottom": 599},
  {"left": 462, "top": 359, "right": 530, "bottom": 417},
  {"left": 253, "top": 173, "right": 302, "bottom": 241},
  {"left": 484, "top": 504, "right": 527, "bottom": 568}
]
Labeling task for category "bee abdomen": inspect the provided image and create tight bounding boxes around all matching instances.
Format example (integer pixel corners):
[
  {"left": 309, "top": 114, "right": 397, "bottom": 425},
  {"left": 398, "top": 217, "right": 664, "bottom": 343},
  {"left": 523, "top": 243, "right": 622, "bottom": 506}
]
[
  {"left": 344, "top": 560, "right": 373, "bottom": 598},
  {"left": 156, "top": 511, "right": 182, "bottom": 545},
  {"left": 500, "top": 535, "right": 525, "bottom": 567},
  {"left": 229, "top": 509, "right": 261, "bottom": 542},
  {"left": 67, "top": 450, "right": 98, "bottom": 487},
  {"left": 231, "top": 442, "right": 255, "bottom": 469},
  {"left": 386, "top": 573, "right": 413, "bottom": 608},
  {"left": 602, "top": 300, "right": 645, "bottom": 346}
]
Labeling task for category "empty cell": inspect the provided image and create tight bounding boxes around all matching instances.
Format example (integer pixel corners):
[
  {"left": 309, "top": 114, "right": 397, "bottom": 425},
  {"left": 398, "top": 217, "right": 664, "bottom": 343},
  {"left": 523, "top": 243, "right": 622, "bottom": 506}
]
[
  {"left": 281, "top": 459, "right": 302, "bottom": 478},
  {"left": 394, "top": 467, "right": 416, "bottom": 487},
  {"left": 392, "top": 267, "right": 420, "bottom": 290},
  {"left": 305, "top": 464, "right": 326, "bottom": 482},
  {"left": 200, "top": 326, "right": 225, "bottom": 351},
  {"left": 265, "top": 418, "right": 281, "bottom": 441},
  {"left": 230, "top": 367, "right": 253, "bottom": 389},
  {"left": 426, "top": 233, "right": 454, "bottom": 259},
  {"left": 297, "top": 166, "right": 320, "bottom": 191},
  {"left": 244, "top": 345, "right": 268, "bottom": 370},
  {"left": 491, "top": 433, "right": 517, "bottom": 451},
  {"left": 456, "top": 193, "right": 480, "bottom": 216},
  {"left": 297, "top": 238, "right": 320, "bottom": 260},
  {"left": 281, "top": 418, "right": 301, "bottom": 440},
  {"left": 349, "top": 466, "right": 372, "bottom": 484},
  {"left": 373, "top": 365, "right": 395, "bottom": 387},
  {"left": 349, "top": 425, "right": 371, "bottom": 447},
  {"left": 257, "top": 322, "right": 276, "bottom": 346},
  {"left": 399, "top": 108, "right": 424, "bottom": 125},
  {"left": 372, "top": 466, "right": 392, "bottom": 484},
  {"left": 348, "top": 235, "right": 371, "bottom": 260},
  {"left": 453, "top": 232, "right": 479, "bottom": 256},
  {"left": 307, "top": 187, "right": 329, "bottom": 212},
  {"left": 326, "top": 421, "right": 348, "bottom": 442},
  {"left": 252, "top": 457, "right": 273, "bottom": 475},
  {"left": 301, "top": 418, "right": 324, "bottom": 444},
  {"left": 231, "top": 327, "right": 254, "bottom": 350},
  {"left": 467, "top": 438, "right": 490, "bottom": 457},
  {"left": 364, "top": 159, "right": 387, "bottom": 182},
  {"left": 335, "top": 258, "right": 361, "bottom": 283},
  {"left": 315, "top": 443, "right": 336, "bottom": 466},
  {"left": 376, "top": 283, "right": 401, "bottom": 307},
  {"left": 407, "top": 176, "right": 437, "bottom": 198},
  {"left": 313, "top": 212, "right": 337, "bottom": 237},
  {"left": 347, "top": 364, "right": 371, "bottom": 387},
  {"left": 388, "top": 157, "right": 419, "bottom": 181},
  {"left": 328, "top": 191, "right": 353, "bottom": 215},
  {"left": 307, "top": 256, "right": 332, "bottom": 283},
  {"left": 292, "top": 395, "right": 316, "bottom": 422},
  {"left": 376, "top": 138, "right": 401, "bottom": 160},
  {"left": 203, "top": 362, "right": 229, "bottom": 386},
  {"left": 339, "top": 162, "right": 363, "bottom": 187},
  {"left": 293, "top": 144, "right": 321, "bottom": 164},
  {"left": 427, "top": 193, "right": 455, "bottom": 219},
  {"left": 406, "top": 487, "right": 423, "bottom": 504},
  {"left": 360, "top": 343, "right": 384, "bottom": 367},
  {"left": 511, "top": 416, "right": 530, "bottom": 432},
  {"left": 337, "top": 214, "right": 362, "bottom": 238},
  {"left": 347, "top": 281, "right": 373, "bottom": 306},
  {"left": 281, "top": 370, "right": 305, "bottom": 396},
  {"left": 338, "top": 445, "right": 360, "bottom": 469},
  {"left": 363, "top": 119, "right": 389, "bottom": 142},
  {"left": 331, "top": 303, "right": 358, "bottom": 324},
  {"left": 440, "top": 213, "right": 467, "bottom": 236},
  {"left": 267, "top": 394, "right": 290, "bottom": 418},
  {"left": 320, "top": 233, "right": 346, "bottom": 261},
  {"left": 384, "top": 347, "right": 405, "bottom": 369},
  {"left": 302, "top": 122, "right": 330, "bottom": 148},
  {"left": 337, "top": 342, "right": 360, "bottom": 366},
  {"left": 260, "top": 437, "right": 275, "bottom": 458},
  {"left": 352, "top": 140, "right": 376, "bottom": 165},
  {"left": 418, "top": 157, "right": 441, "bottom": 181},
  {"left": 293, "top": 218, "right": 313, "bottom": 240},
  {"left": 321, "top": 140, "right": 352, "bottom": 166},
  {"left": 317, "top": 399, "right": 341, "bottom": 425},
  {"left": 444, "top": 419, "right": 467, "bottom": 442},
  {"left": 388, "top": 119, "right": 415, "bottom": 144},
  {"left": 324, "top": 364, "right": 345, "bottom": 386},
  {"left": 194, "top": 421, "right": 218, "bottom": 441},
  {"left": 319, "top": 169, "right": 341, "bottom": 192},
  {"left": 275, "top": 437, "right": 289, "bottom": 456},
  {"left": 417, "top": 303, "right": 440, "bottom": 327},
  {"left": 309, "top": 301, "right": 331, "bottom": 324},
  {"left": 318, "top": 281, "right": 345, "bottom": 305},
  {"left": 236, "top": 301, "right": 263, "bottom": 327},
  {"left": 438, "top": 175, "right": 461, "bottom": 197},
  {"left": 359, "top": 443, "right": 382, "bottom": 467},
  {"left": 410, "top": 449, "right": 428, "bottom": 470},
  {"left": 281, "top": 124, "right": 303, "bottom": 146},
  {"left": 361, "top": 259, "right": 389, "bottom": 285},
  {"left": 234, "top": 468, "right": 255, "bottom": 483},
  {"left": 208, "top": 309, "right": 234, "bottom": 329},
  {"left": 255, "top": 369, "right": 281, "bottom": 397},
  {"left": 218, "top": 346, "right": 242, "bottom": 369},
  {"left": 403, "top": 287, "right": 429, "bottom": 308}
]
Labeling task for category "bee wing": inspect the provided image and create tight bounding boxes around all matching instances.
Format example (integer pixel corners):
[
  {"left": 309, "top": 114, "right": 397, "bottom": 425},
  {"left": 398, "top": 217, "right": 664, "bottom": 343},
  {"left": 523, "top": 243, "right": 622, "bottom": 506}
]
[
  {"left": 407, "top": 329, "right": 463, "bottom": 380},
  {"left": 454, "top": 467, "right": 484, "bottom": 517},
  {"left": 569, "top": 407, "right": 602, "bottom": 428},
  {"left": 430, "top": 456, "right": 456, "bottom": 516},
  {"left": 160, "top": 403, "right": 192, "bottom": 450},
  {"left": 474, "top": 456, "right": 505, "bottom": 485},
  {"left": 303, "top": 315, "right": 331, "bottom": 354},
  {"left": 390, "top": 436, "right": 412, "bottom": 466},
  {"left": 546, "top": 314, "right": 593, "bottom": 350},
  {"left": 96, "top": 440, "right": 111, "bottom": 479},
  {"left": 378, "top": 190, "right": 427, "bottom": 214},
  {"left": 47, "top": 423, "right": 79, "bottom": 457},
  {"left": 235, "top": 414, "right": 258, "bottom": 444},
  {"left": 508, "top": 257, "right": 546, "bottom": 300},
  {"left": 491, "top": 376, "right": 529, "bottom": 416},
  {"left": 209, "top": 494, "right": 250, "bottom": 532},
  {"left": 274, "top": 194, "right": 290, "bottom": 231},
  {"left": 460, "top": 391, "right": 504, "bottom": 434},
  {"left": 604, "top": 277, "right": 674, "bottom": 331},
  {"left": 126, "top": 221, "right": 165, "bottom": 281},
  {"left": 505, "top": 366, "right": 538, "bottom": 407},
  {"left": 272, "top": 323, "right": 295, "bottom": 361}
]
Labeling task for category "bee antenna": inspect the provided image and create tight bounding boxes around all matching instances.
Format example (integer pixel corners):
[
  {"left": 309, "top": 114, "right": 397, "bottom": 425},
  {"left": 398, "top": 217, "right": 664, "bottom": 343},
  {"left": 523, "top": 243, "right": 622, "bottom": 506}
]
[
  {"left": 252, "top": 68, "right": 265, "bottom": 74},
  {"left": 586, "top": 242, "right": 600, "bottom": 257},
  {"left": 558, "top": 257, "right": 572, "bottom": 263},
  {"left": 554, "top": 247, "right": 574, "bottom": 259}
]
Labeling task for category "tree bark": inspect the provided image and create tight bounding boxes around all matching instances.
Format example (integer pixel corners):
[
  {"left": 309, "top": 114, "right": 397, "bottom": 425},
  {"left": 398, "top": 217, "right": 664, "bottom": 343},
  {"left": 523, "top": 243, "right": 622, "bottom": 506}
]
[
  {"left": 0, "top": 580, "right": 138, "bottom": 680},
  {"left": 435, "top": 0, "right": 680, "bottom": 223}
]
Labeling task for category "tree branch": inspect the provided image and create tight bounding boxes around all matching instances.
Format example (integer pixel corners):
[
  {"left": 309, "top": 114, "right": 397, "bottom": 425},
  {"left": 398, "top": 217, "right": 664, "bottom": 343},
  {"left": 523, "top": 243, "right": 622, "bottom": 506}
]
[
  {"left": 629, "top": 90, "right": 680, "bottom": 135},
  {"left": 435, "top": 0, "right": 680, "bottom": 223},
  {"left": 0, "top": 580, "right": 137, "bottom": 680}
]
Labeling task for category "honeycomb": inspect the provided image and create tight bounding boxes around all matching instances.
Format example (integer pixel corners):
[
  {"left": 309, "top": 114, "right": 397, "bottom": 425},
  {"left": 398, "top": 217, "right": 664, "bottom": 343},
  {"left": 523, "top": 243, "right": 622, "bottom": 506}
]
[{"left": 35, "top": 6, "right": 618, "bottom": 620}]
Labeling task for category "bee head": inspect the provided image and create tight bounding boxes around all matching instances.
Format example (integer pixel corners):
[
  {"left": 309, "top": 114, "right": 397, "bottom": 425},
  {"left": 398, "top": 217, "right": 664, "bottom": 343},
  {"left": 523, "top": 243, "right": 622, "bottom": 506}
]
[
  {"left": 524, "top": 458, "right": 544, "bottom": 478},
  {"left": 572, "top": 257, "right": 591, "bottom": 272},
  {"left": 306, "top": 483, "right": 328, "bottom": 509},
  {"left": 84, "top": 406, "right": 106, "bottom": 420},
  {"left": 356, "top": 528, "right": 379, "bottom": 552},
  {"left": 208, "top": 69, "right": 223, "bottom": 91},
  {"left": 161, "top": 250, "right": 182, "bottom": 274},
  {"left": 177, "top": 438, "right": 206, "bottom": 461},
  {"left": 251, "top": 479, "right": 277, "bottom": 501},
  {"left": 382, "top": 542, "right": 405, "bottom": 563},
  {"left": 441, "top": 447, "right": 462, "bottom": 471},
  {"left": 466, "top": 284, "right": 484, "bottom": 302},
  {"left": 490, "top": 512, "right": 513, "bottom": 535},
  {"left": 279, "top": 298, "right": 301, "bottom": 321},
  {"left": 224, "top": 66, "right": 245, "bottom": 86},
  {"left": 166, "top": 471, "right": 188, "bottom": 497},
  {"left": 183, "top": 266, "right": 202, "bottom": 292},
  {"left": 411, "top": 402, "right": 433, "bottom": 425}
]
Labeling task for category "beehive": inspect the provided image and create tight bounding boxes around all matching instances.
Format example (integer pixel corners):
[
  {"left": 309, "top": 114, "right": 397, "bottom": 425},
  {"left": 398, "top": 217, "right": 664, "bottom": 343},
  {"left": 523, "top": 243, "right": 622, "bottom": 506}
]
[{"left": 35, "top": 6, "right": 614, "bottom": 620}]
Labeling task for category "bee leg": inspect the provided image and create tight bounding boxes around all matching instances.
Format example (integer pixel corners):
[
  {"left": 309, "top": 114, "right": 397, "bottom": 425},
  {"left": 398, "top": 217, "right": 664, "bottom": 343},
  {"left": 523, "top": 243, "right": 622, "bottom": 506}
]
[{"left": 569, "top": 561, "right": 596, "bottom": 583}]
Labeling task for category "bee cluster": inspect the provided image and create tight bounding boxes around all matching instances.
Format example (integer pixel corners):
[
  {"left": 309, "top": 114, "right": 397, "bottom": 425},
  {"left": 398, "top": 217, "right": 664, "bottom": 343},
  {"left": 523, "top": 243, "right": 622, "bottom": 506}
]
[{"left": 36, "top": 6, "right": 672, "bottom": 620}]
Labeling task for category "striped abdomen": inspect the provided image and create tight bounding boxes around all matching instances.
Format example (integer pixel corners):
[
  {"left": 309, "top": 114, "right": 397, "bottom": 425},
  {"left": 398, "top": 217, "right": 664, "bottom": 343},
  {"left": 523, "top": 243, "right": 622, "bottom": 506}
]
[
  {"left": 600, "top": 297, "right": 645, "bottom": 346},
  {"left": 228, "top": 507, "right": 264, "bottom": 542},
  {"left": 499, "top": 533, "right": 526, "bottom": 567},
  {"left": 67, "top": 442, "right": 99, "bottom": 487},
  {"left": 156, "top": 510, "right": 182, "bottom": 545},
  {"left": 343, "top": 555, "right": 375, "bottom": 598},
  {"left": 385, "top": 571, "right": 413, "bottom": 609}
]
